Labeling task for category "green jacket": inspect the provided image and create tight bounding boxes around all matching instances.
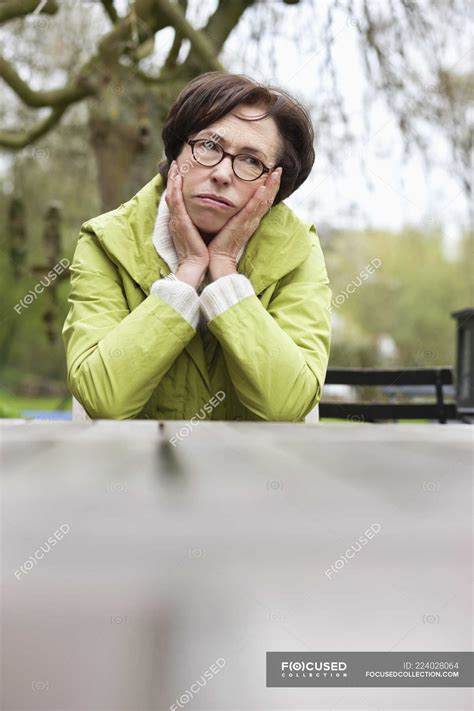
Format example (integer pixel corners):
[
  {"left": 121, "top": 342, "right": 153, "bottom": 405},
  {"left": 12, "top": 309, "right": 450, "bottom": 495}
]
[{"left": 62, "top": 173, "right": 332, "bottom": 421}]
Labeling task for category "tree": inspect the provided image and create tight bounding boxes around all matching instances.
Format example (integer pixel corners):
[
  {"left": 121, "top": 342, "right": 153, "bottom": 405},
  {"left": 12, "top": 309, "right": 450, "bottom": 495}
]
[
  {"left": 326, "top": 225, "right": 473, "bottom": 368},
  {"left": 0, "top": 0, "right": 471, "bottom": 213},
  {"left": 1, "top": 0, "right": 285, "bottom": 210}
]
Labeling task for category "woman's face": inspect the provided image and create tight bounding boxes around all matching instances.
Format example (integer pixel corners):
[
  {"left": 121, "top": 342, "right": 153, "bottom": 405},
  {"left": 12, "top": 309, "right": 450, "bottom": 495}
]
[{"left": 174, "top": 103, "right": 281, "bottom": 242}]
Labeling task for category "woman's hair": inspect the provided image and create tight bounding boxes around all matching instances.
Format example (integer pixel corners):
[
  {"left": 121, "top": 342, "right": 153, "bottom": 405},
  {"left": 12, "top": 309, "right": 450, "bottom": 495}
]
[{"left": 157, "top": 71, "right": 315, "bottom": 204}]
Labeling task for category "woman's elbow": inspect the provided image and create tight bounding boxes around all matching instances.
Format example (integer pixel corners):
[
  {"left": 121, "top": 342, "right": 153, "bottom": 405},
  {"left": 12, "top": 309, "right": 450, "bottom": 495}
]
[
  {"left": 68, "top": 365, "right": 135, "bottom": 420},
  {"left": 247, "top": 375, "right": 322, "bottom": 423}
]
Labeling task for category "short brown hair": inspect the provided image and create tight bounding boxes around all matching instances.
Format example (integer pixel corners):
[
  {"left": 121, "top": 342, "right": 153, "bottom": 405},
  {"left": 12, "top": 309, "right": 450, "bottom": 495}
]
[{"left": 157, "top": 71, "right": 315, "bottom": 205}]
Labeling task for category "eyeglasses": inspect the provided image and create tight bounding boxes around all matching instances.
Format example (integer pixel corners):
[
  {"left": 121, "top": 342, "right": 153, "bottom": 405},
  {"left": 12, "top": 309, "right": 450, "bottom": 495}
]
[{"left": 187, "top": 138, "right": 273, "bottom": 181}]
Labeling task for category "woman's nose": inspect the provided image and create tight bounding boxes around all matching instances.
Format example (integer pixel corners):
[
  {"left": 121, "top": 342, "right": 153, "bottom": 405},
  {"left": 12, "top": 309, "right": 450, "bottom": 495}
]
[{"left": 209, "top": 155, "right": 234, "bottom": 183}]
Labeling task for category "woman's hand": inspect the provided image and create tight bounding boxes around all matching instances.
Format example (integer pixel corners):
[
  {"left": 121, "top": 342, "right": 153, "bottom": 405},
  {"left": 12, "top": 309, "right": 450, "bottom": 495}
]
[
  {"left": 165, "top": 161, "right": 209, "bottom": 289},
  {"left": 207, "top": 167, "right": 283, "bottom": 281}
]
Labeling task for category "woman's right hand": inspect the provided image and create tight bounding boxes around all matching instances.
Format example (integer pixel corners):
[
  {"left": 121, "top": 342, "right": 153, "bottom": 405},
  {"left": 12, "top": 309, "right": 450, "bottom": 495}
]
[{"left": 165, "top": 161, "right": 209, "bottom": 289}]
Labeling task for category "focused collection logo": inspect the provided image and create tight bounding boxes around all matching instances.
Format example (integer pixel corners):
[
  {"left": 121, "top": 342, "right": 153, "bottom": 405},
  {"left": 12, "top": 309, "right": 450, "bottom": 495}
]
[{"left": 281, "top": 659, "right": 348, "bottom": 678}]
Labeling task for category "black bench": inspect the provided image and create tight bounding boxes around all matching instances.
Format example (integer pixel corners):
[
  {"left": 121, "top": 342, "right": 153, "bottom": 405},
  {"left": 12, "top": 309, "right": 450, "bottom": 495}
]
[{"left": 319, "top": 367, "right": 457, "bottom": 424}]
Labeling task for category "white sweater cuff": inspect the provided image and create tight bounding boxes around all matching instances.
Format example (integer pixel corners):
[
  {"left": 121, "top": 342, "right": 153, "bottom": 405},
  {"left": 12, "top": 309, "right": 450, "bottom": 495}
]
[
  {"left": 150, "top": 278, "right": 200, "bottom": 329},
  {"left": 199, "top": 273, "right": 255, "bottom": 322}
]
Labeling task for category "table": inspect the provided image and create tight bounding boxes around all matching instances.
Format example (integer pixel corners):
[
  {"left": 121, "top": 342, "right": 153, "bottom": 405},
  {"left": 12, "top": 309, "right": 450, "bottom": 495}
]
[{"left": 1, "top": 421, "right": 472, "bottom": 710}]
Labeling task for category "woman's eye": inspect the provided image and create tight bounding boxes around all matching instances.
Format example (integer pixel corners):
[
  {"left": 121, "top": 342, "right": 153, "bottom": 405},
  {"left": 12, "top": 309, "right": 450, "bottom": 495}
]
[
  {"left": 203, "top": 140, "right": 219, "bottom": 151},
  {"left": 243, "top": 155, "right": 260, "bottom": 166}
]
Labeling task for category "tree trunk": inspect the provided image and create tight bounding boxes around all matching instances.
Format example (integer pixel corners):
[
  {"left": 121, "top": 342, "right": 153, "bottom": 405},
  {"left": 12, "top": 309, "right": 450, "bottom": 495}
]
[{"left": 87, "top": 65, "right": 170, "bottom": 212}]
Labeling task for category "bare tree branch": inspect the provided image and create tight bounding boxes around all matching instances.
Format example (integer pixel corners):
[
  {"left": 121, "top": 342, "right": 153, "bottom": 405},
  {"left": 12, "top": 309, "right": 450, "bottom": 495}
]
[
  {"left": 0, "top": 0, "right": 234, "bottom": 126},
  {"left": 162, "top": 0, "right": 188, "bottom": 73},
  {"left": 100, "top": 0, "right": 119, "bottom": 25},
  {"left": 97, "top": 0, "right": 224, "bottom": 70},
  {"left": 0, "top": 104, "right": 68, "bottom": 147},
  {"left": 97, "top": 0, "right": 167, "bottom": 62},
  {"left": 131, "top": 65, "right": 169, "bottom": 84},
  {"left": 203, "top": 0, "right": 258, "bottom": 53},
  {"left": 0, "top": 0, "right": 467, "bottom": 210},
  {"left": 0, "top": 0, "right": 57, "bottom": 24},
  {"left": 172, "top": 0, "right": 256, "bottom": 79},
  {"left": 154, "top": 0, "right": 223, "bottom": 71},
  {"left": 0, "top": 54, "right": 95, "bottom": 107}
]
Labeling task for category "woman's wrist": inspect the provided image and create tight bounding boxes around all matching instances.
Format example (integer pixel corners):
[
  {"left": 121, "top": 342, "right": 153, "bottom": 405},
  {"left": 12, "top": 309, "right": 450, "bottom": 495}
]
[
  {"left": 208, "top": 256, "right": 238, "bottom": 282},
  {"left": 175, "top": 262, "right": 207, "bottom": 289}
]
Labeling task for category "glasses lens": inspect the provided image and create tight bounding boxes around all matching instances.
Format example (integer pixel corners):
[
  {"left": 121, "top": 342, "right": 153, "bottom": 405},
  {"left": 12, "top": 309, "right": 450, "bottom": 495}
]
[
  {"left": 193, "top": 139, "right": 222, "bottom": 166},
  {"left": 234, "top": 154, "right": 264, "bottom": 180}
]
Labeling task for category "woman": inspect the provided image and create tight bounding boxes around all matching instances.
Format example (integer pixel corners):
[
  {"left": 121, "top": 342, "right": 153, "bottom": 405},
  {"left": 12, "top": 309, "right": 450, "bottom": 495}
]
[{"left": 62, "top": 71, "right": 332, "bottom": 422}]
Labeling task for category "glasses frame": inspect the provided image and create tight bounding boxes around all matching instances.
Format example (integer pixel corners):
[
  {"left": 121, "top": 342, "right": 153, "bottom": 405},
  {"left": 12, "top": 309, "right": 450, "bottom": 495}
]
[{"left": 186, "top": 138, "right": 273, "bottom": 181}]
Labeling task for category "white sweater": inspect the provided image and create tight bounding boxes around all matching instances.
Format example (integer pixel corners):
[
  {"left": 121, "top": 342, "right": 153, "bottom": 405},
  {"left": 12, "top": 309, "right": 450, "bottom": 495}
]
[{"left": 149, "top": 187, "right": 255, "bottom": 332}]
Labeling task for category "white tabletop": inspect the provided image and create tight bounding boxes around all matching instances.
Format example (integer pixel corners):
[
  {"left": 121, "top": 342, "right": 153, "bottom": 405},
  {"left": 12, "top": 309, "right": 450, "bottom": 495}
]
[{"left": 1, "top": 421, "right": 472, "bottom": 710}]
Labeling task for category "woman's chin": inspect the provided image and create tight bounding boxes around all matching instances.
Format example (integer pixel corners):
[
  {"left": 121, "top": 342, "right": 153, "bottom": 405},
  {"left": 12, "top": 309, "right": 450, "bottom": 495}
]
[{"left": 188, "top": 212, "right": 224, "bottom": 237}]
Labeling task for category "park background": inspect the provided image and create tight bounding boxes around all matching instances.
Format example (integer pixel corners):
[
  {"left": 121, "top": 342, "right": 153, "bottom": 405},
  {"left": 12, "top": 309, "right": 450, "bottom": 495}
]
[{"left": 0, "top": 0, "right": 471, "bottom": 419}]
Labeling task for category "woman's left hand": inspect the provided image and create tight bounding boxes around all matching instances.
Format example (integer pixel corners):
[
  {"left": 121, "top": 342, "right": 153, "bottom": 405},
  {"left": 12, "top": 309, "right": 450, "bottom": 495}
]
[{"left": 208, "top": 167, "right": 283, "bottom": 280}]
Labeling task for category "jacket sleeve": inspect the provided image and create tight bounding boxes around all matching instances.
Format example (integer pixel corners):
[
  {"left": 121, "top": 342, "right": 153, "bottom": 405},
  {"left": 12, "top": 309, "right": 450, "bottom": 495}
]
[
  {"left": 202, "top": 228, "right": 332, "bottom": 422},
  {"left": 62, "top": 230, "right": 197, "bottom": 419},
  {"left": 150, "top": 277, "right": 200, "bottom": 329}
]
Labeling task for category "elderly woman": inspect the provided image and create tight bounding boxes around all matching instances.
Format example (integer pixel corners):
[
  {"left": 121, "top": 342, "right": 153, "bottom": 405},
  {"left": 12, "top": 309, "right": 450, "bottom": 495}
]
[{"left": 62, "top": 71, "right": 331, "bottom": 422}]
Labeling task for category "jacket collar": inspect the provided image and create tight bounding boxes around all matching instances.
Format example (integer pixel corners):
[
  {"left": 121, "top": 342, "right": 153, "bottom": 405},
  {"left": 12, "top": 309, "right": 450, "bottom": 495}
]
[{"left": 82, "top": 173, "right": 313, "bottom": 298}]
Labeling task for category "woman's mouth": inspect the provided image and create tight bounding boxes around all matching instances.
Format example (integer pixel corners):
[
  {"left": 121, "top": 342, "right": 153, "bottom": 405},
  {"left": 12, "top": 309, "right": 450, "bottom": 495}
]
[{"left": 195, "top": 195, "right": 234, "bottom": 209}]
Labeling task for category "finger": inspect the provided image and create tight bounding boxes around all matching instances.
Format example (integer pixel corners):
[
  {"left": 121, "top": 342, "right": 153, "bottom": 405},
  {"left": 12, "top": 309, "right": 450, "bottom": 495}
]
[
  {"left": 169, "top": 161, "right": 182, "bottom": 191},
  {"left": 172, "top": 167, "right": 187, "bottom": 212},
  {"left": 265, "top": 167, "right": 282, "bottom": 195},
  {"left": 254, "top": 169, "right": 281, "bottom": 203},
  {"left": 169, "top": 163, "right": 184, "bottom": 209},
  {"left": 252, "top": 177, "right": 279, "bottom": 215},
  {"left": 167, "top": 163, "right": 180, "bottom": 202},
  {"left": 260, "top": 169, "right": 282, "bottom": 211},
  {"left": 165, "top": 162, "right": 176, "bottom": 205},
  {"left": 168, "top": 163, "right": 195, "bottom": 232},
  {"left": 235, "top": 187, "right": 267, "bottom": 225}
]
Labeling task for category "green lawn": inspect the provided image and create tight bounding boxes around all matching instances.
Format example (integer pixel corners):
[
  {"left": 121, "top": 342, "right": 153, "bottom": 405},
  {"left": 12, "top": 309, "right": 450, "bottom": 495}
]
[
  {"left": 0, "top": 391, "right": 71, "bottom": 418},
  {"left": 0, "top": 390, "right": 431, "bottom": 423}
]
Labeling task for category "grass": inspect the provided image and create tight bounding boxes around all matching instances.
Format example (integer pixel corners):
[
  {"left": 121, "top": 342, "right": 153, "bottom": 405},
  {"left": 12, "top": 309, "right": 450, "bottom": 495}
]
[
  {"left": 0, "top": 391, "right": 71, "bottom": 418},
  {"left": 0, "top": 391, "right": 431, "bottom": 423}
]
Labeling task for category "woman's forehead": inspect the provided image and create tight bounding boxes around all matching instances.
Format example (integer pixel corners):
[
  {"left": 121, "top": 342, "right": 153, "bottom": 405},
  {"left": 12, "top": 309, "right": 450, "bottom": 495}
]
[{"left": 198, "top": 108, "right": 279, "bottom": 160}]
